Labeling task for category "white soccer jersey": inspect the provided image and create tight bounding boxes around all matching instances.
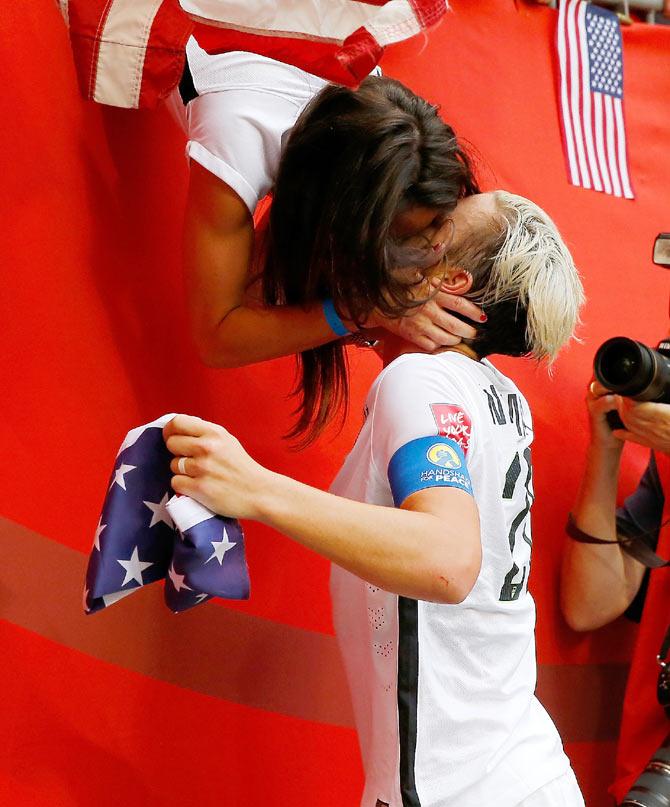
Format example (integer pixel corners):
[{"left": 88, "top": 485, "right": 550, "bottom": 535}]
[
  {"left": 167, "top": 39, "right": 381, "bottom": 213},
  {"left": 330, "top": 351, "right": 572, "bottom": 807},
  {"left": 167, "top": 39, "right": 328, "bottom": 213}
]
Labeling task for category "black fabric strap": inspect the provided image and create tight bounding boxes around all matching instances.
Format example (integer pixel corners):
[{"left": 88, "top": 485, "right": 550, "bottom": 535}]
[
  {"left": 566, "top": 513, "right": 670, "bottom": 568},
  {"left": 178, "top": 59, "right": 198, "bottom": 105},
  {"left": 622, "top": 536, "right": 670, "bottom": 569}
]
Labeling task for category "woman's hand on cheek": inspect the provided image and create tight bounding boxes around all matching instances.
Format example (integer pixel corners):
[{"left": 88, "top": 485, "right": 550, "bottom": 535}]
[
  {"left": 366, "top": 278, "right": 482, "bottom": 352},
  {"left": 163, "top": 414, "right": 271, "bottom": 521}
]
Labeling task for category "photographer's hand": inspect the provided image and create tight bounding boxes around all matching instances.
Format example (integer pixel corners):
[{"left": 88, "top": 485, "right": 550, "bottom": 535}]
[
  {"left": 585, "top": 378, "right": 625, "bottom": 454},
  {"left": 612, "top": 400, "right": 670, "bottom": 454}
]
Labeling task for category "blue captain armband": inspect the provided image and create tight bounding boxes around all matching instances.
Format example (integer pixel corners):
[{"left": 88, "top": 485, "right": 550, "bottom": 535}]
[{"left": 387, "top": 436, "right": 472, "bottom": 507}]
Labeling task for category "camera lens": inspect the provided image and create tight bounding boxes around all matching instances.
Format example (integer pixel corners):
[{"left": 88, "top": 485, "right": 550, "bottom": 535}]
[
  {"left": 595, "top": 338, "right": 654, "bottom": 398},
  {"left": 595, "top": 337, "right": 670, "bottom": 404},
  {"left": 601, "top": 342, "right": 641, "bottom": 386}
]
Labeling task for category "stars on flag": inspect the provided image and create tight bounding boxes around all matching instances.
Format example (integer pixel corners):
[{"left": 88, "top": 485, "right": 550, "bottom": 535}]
[
  {"left": 110, "top": 463, "right": 137, "bottom": 491},
  {"left": 85, "top": 419, "right": 249, "bottom": 615},
  {"left": 168, "top": 563, "right": 192, "bottom": 593},
  {"left": 585, "top": 6, "right": 622, "bottom": 99},
  {"left": 143, "top": 493, "right": 174, "bottom": 529},
  {"left": 117, "top": 546, "right": 154, "bottom": 586},
  {"left": 206, "top": 526, "right": 237, "bottom": 565},
  {"left": 93, "top": 518, "right": 106, "bottom": 551}
]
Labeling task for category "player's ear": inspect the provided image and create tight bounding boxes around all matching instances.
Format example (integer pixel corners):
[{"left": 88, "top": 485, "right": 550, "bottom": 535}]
[{"left": 441, "top": 267, "right": 473, "bottom": 296}]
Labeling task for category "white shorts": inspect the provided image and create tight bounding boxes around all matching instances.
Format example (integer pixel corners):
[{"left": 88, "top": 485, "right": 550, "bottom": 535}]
[
  {"left": 167, "top": 37, "right": 329, "bottom": 214},
  {"left": 517, "top": 770, "right": 585, "bottom": 807}
]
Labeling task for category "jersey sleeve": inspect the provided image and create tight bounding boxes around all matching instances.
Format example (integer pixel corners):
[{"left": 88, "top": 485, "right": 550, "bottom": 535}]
[
  {"left": 184, "top": 88, "right": 297, "bottom": 213},
  {"left": 174, "top": 41, "right": 328, "bottom": 214},
  {"left": 369, "top": 358, "right": 475, "bottom": 507}
]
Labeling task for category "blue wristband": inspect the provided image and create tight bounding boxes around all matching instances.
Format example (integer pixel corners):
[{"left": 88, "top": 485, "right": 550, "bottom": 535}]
[{"left": 323, "top": 298, "right": 350, "bottom": 337}]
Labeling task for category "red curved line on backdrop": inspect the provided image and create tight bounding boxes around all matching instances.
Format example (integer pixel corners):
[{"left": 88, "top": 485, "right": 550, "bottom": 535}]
[{"left": 0, "top": 516, "right": 625, "bottom": 741}]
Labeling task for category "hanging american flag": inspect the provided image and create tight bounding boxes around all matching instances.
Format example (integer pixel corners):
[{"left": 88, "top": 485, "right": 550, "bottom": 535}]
[
  {"left": 84, "top": 414, "right": 249, "bottom": 614},
  {"left": 556, "top": 0, "right": 634, "bottom": 199},
  {"left": 59, "top": 0, "right": 449, "bottom": 110}
]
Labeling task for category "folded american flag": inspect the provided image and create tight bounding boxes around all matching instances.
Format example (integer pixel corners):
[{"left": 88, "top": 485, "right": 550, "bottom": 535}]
[
  {"left": 58, "top": 0, "right": 448, "bottom": 109},
  {"left": 84, "top": 414, "right": 249, "bottom": 614}
]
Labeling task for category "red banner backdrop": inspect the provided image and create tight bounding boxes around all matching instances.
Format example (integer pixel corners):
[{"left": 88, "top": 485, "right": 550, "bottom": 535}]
[{"left": 2, "top": 2, "right": 669, "bottom": 805}]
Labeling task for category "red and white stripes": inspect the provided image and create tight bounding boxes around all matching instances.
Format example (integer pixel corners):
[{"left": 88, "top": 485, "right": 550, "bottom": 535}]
[
  {"left": 60, "top": 0, "right": 194, "bottom": 109},
  {"left": 59, "top": 0, "right": 449, "bottom": 109},
  {"left": 556, "top": 0, "right": 634, "bottom": 199}
]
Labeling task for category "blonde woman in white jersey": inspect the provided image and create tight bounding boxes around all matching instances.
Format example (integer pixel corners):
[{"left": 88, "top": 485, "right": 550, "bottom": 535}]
[{"left": 162, "top": 191, "right": 586, "bottom": 807}]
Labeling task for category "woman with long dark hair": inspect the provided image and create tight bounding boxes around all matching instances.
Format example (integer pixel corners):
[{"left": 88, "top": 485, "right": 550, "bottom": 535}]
[
  {"left": 261, "top": 77, "right": 479, "bottom": 441},
  {"left": 60, "top": 4, "right": 483, "bottom": 436},
  {"left": 175, "top": 57, "right": 480, "bottom": 440}
]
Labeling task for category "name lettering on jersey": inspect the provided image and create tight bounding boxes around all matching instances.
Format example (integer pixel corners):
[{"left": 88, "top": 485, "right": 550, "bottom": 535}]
[
  {"left": 430, "top": 403, "right": 472, "bottom": 455},
  {"left": 507, "top": 393, "right": 524, "bottom": 437},
  {"left": 484, "top": 385, "right": 506, "bottom": 425},
  {"left": 484, "top": 386, "right": 528, "bottom": 436}
]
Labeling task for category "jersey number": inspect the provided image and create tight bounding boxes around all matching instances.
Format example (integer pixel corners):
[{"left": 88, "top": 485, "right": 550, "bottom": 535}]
[{"left": 499, "top": 447, "right": 533, "bottom": 601}]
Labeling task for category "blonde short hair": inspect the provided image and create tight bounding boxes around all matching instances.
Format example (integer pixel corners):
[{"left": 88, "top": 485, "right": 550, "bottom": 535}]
[{"left": 447, "top": 191, "right": 585, "bottom": 362}]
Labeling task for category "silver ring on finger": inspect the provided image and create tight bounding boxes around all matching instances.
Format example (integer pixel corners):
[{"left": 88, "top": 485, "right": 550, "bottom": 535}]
[{"left": 178, "top": 456, "right": 188, "bottom": 475}]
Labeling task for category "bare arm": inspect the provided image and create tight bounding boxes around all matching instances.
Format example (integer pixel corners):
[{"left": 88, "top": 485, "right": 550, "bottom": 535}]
[
  {"left": 184, "top": 162, "right": 338, "bottom": 367},
  {"left": 254, "top": 480, "right": 481, "bottom": 604},
  {"left": 164, "top": 415, "right": 482, "bottom": 604},
  {"left": 184, "top": 164, "right": 484, "bottom": 367},
  {"left": 560, "top": 384, "right": 647, "bottom": 631}
]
